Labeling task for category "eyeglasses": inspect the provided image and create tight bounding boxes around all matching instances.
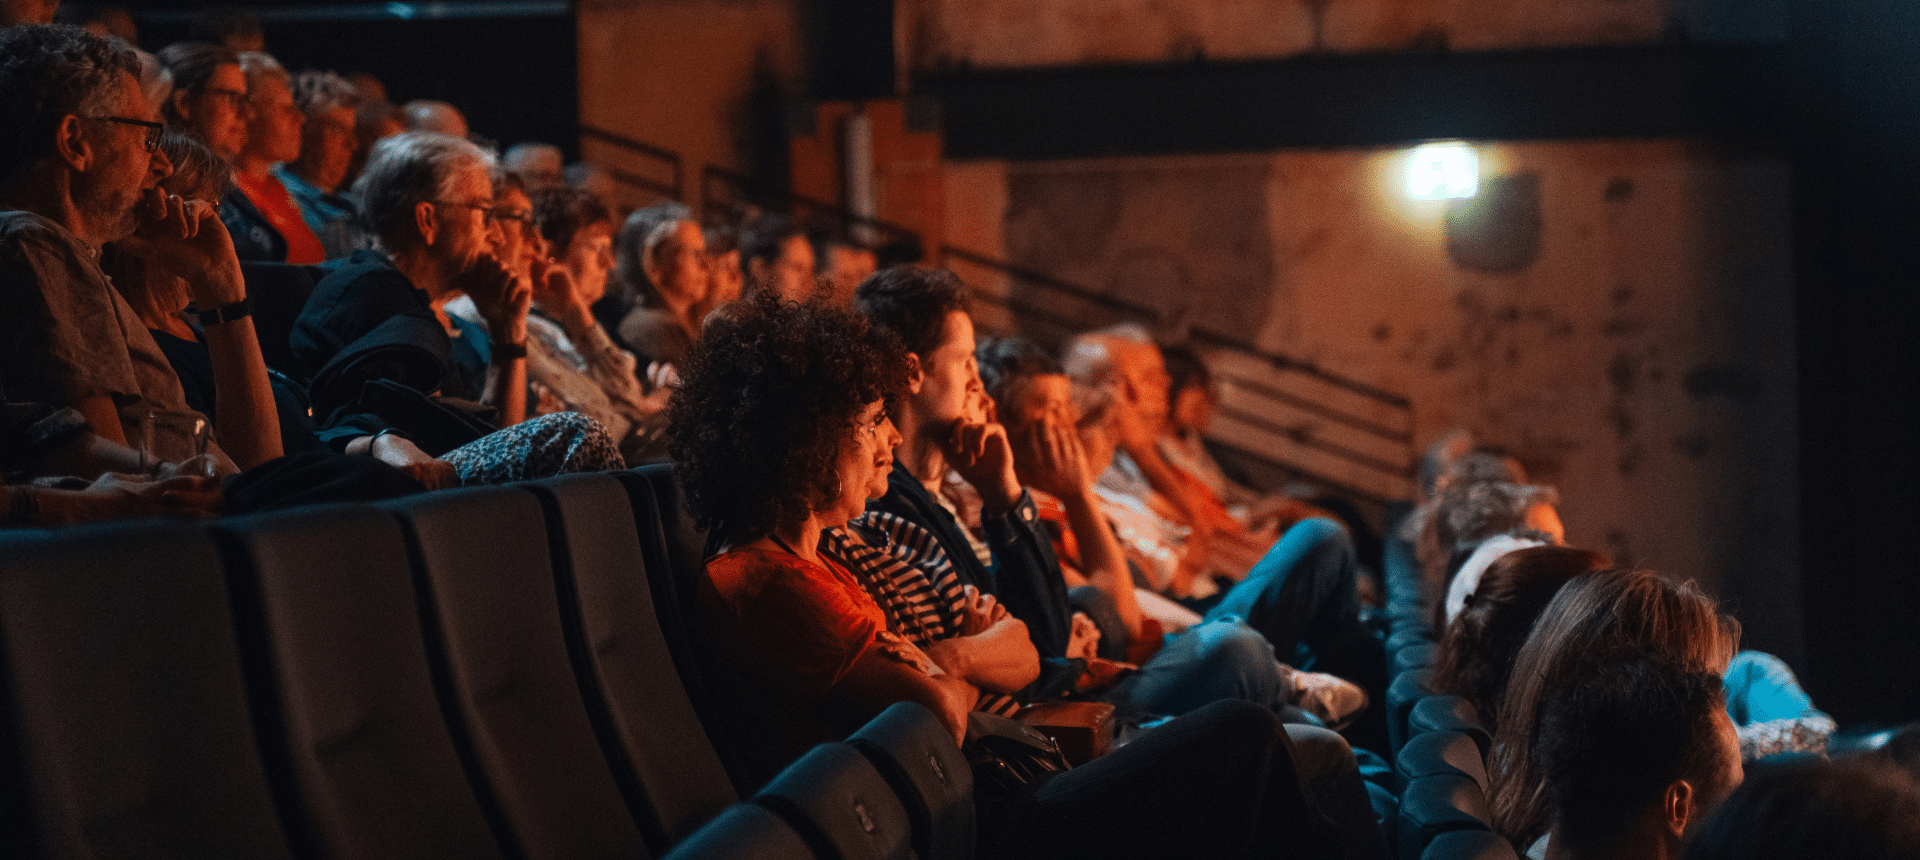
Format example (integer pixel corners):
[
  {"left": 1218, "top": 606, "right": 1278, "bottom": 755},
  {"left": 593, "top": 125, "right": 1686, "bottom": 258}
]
[
  {"left": 437, "top": 200, "right": 499, "bottom": 224},
  {"left": 91, "top": 116, "right": 164, "bottom": 152}
]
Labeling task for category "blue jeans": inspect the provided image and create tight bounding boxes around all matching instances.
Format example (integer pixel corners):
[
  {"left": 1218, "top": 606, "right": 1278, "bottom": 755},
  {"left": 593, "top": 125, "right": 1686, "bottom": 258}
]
[{"left": 1203, "top": 517, "right": 1381, "bottom": 687}]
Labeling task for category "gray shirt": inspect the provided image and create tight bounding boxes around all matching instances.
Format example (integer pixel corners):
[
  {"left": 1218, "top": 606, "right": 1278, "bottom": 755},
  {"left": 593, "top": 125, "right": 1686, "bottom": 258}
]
[{"left": 0, "top": 210, "right": 233, "bottom": 472}]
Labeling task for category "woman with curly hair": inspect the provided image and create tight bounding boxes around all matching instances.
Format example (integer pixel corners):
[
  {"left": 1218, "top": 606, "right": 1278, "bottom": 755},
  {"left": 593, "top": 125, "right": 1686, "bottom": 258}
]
[
  {"left": 670, "top": 291, "right": 977, "bottom": 777},
  {"left": 672, "top": 294, "right": 1363, "bottom": 860}
]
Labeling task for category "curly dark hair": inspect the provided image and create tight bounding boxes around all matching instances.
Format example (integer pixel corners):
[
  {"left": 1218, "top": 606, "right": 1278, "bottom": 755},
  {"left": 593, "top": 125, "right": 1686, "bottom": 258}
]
[
  {"left": 0, "top": 24, "right": 139, "bottom": 191},
  {"left": 1429, "top": 545, "right": 1608, "bottom": 736},
  {"left": 975, "top": 334, "right": 1062, "bottom": 414},
  {"left": 668, "top": 292, "right": 908, "bottom": 542},
  {"left": 853, "top": 265, "right": 969, "bottom": 357}
]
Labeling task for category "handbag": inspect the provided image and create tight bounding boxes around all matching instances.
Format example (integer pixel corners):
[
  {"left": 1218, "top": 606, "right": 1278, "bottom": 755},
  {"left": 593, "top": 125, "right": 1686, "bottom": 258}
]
[{"left": 962, "top": 710, "right": 1071, "bottom": 799}]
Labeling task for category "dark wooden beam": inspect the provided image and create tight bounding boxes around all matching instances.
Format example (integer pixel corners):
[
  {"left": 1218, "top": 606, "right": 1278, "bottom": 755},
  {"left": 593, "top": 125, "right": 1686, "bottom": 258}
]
[{"left": 918, "top": 44, "right": 1787, "bottom": 160}]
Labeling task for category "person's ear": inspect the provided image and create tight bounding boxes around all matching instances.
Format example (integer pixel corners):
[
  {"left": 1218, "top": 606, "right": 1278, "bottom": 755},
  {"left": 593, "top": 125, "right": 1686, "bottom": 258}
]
[
  {"left": 903, "top": 352, "right": 924, "bottom": 395},
  {"left": 52, "top": 115, "right": 92, "bottom": 171},
  {"left": 641, "top": 240, "right": 667, "bottom": 288},
  {"left": 168, "top": 89, "right": 193, "bottom": 123},
  {"left": 413, "top": 200, "right": 439, "bottom": 247},
  {"left": 1663, "top": 779, "right": 1696, "bottom": 838}
]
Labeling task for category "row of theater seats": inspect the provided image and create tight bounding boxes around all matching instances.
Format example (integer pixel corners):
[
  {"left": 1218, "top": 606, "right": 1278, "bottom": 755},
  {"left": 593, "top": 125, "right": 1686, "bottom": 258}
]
[
  {"left": 0, "top": 466, "right": 968, "bottom": 860},
  {"left": 1379, "top": 543, "right": 1520, "bottom": 860}
]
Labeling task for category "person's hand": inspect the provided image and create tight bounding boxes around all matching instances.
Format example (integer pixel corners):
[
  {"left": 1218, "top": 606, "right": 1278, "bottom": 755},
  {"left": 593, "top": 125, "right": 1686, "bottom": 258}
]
[
  {"left": 30, "top": 472, "right": 223, "bottom": 525},
  {"left": 875, "top": 631, "right": 943, "bottom": 676},
  {"left": 1012, "top": 417, "right": 1091, "bottom": 500},
  {"left": 531, "top": 259, "right": 596, "bottom": 335},
  {"left": 126, "top": 189, "right": 245, "bottom": 306},
  {"left": 941, "top": 418, "right": 1021, "bottom": 512},
  {"left": 453, "top": 252, "right": 530, "bottom": 341},
  {"left": 956, "top": 584, "right": 1008, "bottom": 636},
  {"left": 1105, "top": 384, "right": 1159, "bottom": 456},
  {"left": 369, "top": 434, "right": 458, "bottom": 490},
  {"left": 530, "top": 381, "right": 567, "bottom": 416},
  {"left": 1066, "top": 611, "right": 1102, "bottom": 661},
  {"left": 646, "top": 361, "right": 679, "bottom": 392}
]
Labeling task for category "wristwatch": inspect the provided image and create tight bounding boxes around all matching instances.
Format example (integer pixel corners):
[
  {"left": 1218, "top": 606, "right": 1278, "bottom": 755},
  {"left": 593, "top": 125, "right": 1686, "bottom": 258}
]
[{"left": 196, "top": 297, "right": 254, "bottom": 326}]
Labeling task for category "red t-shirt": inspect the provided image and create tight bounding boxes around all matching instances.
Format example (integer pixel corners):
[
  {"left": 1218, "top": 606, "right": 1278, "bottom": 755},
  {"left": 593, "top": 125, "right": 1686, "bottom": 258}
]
[
  {"left": 696, "top": 547, "right": 889, "bottom": 780},
  {"left": 234, "top": 171, "right": 326, "bottom": 265}
]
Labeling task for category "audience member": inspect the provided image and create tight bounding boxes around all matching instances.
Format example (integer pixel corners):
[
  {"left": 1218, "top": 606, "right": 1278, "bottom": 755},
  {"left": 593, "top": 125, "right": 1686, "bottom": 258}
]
[
  {"left": 1491, "top": 570, "right": 1740, "bottom": 849},
  {"left": 669, "top": 292, "right": 1367, "bottom": 860},
  {"left": 109, "top": 129, "right": 318, "bottom": 459},
  {"left": 402, "top": 99, "right": 468, "bottom": 139},
  {"left": 693, "top": 220, "right": 744, "bottom": 322},
  {"left": 1683, "top": 759, "right": 1920, "bottom": 860},
  {"left": 520, "top": 185, "right": 669, "bottom": 459},
  {"left": 975, "top": 329, "right": 1376, "bottom": 725},
  {"left": 613, "top": 201, "right": 708, "bottom": 369},
  {"left": 279, "top": 69, "right": 373, "bottom": 259},
  {"left": 155, "top": 41, "right": 249, "bottom": 162},
  {"left": 1429, "top": 545, "right": 1610, "bottom": 734},
  {"left": 1532, "top": 648, "right": 1744, "bottom": 860},
  {"left": 0, "top": 0, "right": 56, "bottom": 27},
  {"left": 856, "top": 269, "right": 1377, "bottom": 739},
  {"left": 815, "top": 232, "right": 876, "bottom": 305},
  {"left": 290, "top": 132, "right": 529, "bottom": 425},
  {"left": 739, "top": 211, "right": 814, "bottom": 301},
  {"left": 223, "top": 51, "right": 326, "bottom": 264},
  {"left": 0, "top": 24, "right": 280, "bottom": 473},
  {"left": 347, "top": 96, "right": 404, "bottom": 187},
  {"left": 564, "top": 161, "right": 616, "bottom": 209},
  {"left": 503, "top": 141, "right": 563, "bottom": 191}
]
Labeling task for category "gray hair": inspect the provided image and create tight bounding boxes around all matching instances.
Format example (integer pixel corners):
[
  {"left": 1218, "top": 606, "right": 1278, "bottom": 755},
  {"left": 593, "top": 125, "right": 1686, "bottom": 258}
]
[
  {"left": 1062, "top": 322, "right": 1156, "bottom": 388},
  {"left": 288, "top": 69, "right": 360, "bottom": 117},
  {"left": 352, "top": 131, "right": 496, "bottom": 249},
  {"left": 0, "top": 24, "right": 140, "bottom": 190},
  {"left": 235, "top": 50, "right": 285, "bottom": 94}
]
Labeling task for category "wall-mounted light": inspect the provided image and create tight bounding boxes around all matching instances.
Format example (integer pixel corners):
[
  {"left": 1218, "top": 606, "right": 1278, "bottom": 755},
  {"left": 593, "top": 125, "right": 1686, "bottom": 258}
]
[{"left": 1405, "top": 142, "right": 1479, "bottom": 200}]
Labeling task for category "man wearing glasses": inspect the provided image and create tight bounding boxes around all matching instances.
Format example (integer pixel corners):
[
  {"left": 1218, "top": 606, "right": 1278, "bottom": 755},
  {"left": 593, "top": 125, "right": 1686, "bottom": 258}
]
[
  {"left": 288, "top": 129, "right": 531, "bottom": 429},
  {"left": 0, "top": 23, "right": 283, "bottom": 475}
]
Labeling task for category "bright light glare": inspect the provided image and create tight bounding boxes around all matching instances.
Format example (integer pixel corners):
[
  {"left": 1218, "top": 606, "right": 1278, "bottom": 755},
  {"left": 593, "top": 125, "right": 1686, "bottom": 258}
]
[{"left": 1405, "top": 143, "right": 1478, "bottom": 200}]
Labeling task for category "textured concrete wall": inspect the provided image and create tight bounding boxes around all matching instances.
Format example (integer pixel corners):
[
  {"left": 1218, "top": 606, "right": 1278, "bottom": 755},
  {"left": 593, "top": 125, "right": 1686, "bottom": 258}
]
[
  {"left": 899, "top": 0, "right": 1787, "bottom": 70},
  {"left": 947, "top": 141, "right": 1801, "bottom": 661}
]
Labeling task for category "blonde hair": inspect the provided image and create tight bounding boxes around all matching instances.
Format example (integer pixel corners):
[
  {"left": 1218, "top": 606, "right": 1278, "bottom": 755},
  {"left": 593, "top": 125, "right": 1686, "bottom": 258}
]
[{"left": 1488, "top": 568, "right": 1740, "bottom": 847}]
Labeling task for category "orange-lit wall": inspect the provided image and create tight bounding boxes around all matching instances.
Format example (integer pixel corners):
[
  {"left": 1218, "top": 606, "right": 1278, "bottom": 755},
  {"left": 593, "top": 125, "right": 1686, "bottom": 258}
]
[{"left": 945, "top": 141, "right": 1801, "bottom": 661}]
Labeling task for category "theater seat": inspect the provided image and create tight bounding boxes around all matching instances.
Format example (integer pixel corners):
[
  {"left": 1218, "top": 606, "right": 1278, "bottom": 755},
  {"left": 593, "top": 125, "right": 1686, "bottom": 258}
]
[
  {"left": 1408, "top": 696, "right": 1493, "bottom": 759},
  {"left": 1388, "top": 668, "right": 1435, "bottom": 754},
  {"left": 611, "top": 466, "right": 759, "bottom": 793},
  {"left": 1423, "top": 829, "right": 1520, "bottom": 860},
  {"left": 754, "top": 743, "right": 914, "bottom": 860},
  {"left": 214, "top": 504, "right": 507, "bottom": 859},
  {"left": 661, "top": 803, "right": 816, "bottom": 860},
  {"left": 1394, "top": 642, "right": 1438, "bottom": 675},
  {"left": 846, "top": 703, "right": 974, "bottom": 860},
  {"left": 0, "top": 524, "right": 293, "bottom": 859},
  {"left": 382, "top": 486, "right": 647, "bottom": 860},
  {"left": 524, "top": 473, "right": 738, "bottom": 853},
  {"left": 1386, "top": 626, "right": 1436, "bottom": 656},
  {"left": 1396, "top": 731, "right": 1490, "bottom": 794},
  {"left": 1396, "top": 774, "right": 1495, "bottom": 860}
]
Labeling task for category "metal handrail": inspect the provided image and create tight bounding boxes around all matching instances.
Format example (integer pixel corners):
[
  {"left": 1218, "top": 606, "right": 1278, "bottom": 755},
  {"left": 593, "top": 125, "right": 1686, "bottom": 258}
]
[
  {"left": 579, "top": 125, "right": 684, "bottom": 200},
  {"left": 697, "top": 156, "right": 1417, "bottom": 500}
]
